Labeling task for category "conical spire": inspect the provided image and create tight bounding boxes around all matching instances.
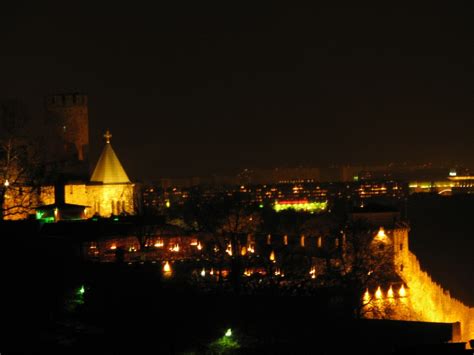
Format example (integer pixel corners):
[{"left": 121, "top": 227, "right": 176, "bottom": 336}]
[{"left": 90, "top": 130, "right": 131, "bottom": 184}]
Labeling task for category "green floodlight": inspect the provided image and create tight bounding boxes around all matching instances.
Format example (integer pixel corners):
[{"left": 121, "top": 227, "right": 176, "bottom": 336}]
[{"left": 225, "top": 328, "right": 232, "bottom": 337}]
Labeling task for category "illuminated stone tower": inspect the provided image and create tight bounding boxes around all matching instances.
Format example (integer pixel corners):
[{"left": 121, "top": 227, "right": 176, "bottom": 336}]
[{"left": 45, "top": 93, "right": 89, "bottom": 163}]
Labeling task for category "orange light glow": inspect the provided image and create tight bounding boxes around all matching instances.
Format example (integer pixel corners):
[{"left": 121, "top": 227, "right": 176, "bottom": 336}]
[
  {"left": 163, "top": 261, "right": 171, "bottom": 273},
  {"left": 283, "top": 235, "right": 288, "bottom": 245},
  {"left": 170, "top": 243, "right": 180, "bottom": 252},
  {"left": 154, "top": 239, "right": 164, "bottom": 248},
  {"left": 226, "top": 243, "right": 232, "bottom": 256},
  {"left": 387, "top": 286, "right": 394, "bottom": 298},
  {"left": 300, "top": 235, "right": 305, "bottom": 247},
  {"left": 375, "top": 286, "right": 382, "bottom": 299},
  {"left": 247, "top": 244, "right": 255, "bottom": 253},
  {"left": 241, "top": 246, "right": 247, "bottom": 256},
  {"left": 364, "top": 289, "right": 370, "bottom": 302},
  {"left": 269, "top": 250, "right": 276, "bottom": 262},
  {"left": 399, "top": 285, "right": 406, "bottom": 297},
  {"left": 110, "top": 244, "right": 117, "bottom": 250},
  {"left": 197, "top": 241, "right": 202, "bottom": 250},
  {"left": 267, "top": 234, "right": 271, "bottom": 245},
  {"left": 375, "top": 227, "right": 388, "bottom": 242}
]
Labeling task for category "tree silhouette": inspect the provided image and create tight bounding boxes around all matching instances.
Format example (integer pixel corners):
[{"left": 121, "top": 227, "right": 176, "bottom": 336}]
[
  {"left": 0, "top": 137, "right": 48, "bottom": 220},
  {"left": 317, "top": 219, "right": 399, "bottom": 319}
]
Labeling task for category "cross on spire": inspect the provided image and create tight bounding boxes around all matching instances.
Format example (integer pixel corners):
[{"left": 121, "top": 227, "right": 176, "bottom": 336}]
[{"left": 104, "top": 129, "right": 112, "bottom": 144}]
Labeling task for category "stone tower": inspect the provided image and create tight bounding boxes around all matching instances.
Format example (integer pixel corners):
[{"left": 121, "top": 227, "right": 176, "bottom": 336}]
[{"left": 45, "top": 93, "right": 89, "bottom": 163}]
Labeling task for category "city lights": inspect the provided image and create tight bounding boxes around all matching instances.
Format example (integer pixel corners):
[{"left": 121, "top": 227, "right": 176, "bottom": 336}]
[{"left": 273, "top": 200, "right": 328, "bottom": 213}]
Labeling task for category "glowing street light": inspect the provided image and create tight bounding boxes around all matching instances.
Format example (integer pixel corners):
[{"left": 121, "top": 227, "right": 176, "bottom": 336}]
[{"left": 4, "top": 179, "right": 9, "bottom": 187}]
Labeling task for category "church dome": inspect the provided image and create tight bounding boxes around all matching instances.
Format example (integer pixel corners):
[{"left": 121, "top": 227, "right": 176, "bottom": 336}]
[{"left": 90, "top": 130, "right": 131, "bottom": 184}]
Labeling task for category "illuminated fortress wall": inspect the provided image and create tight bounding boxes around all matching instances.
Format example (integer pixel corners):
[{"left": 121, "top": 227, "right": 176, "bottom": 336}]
[
  {"left": 65, "top": 183, "right": 135, "bottom": 218},
  {"left": 400, "top": 251, "right": 474, "bottom": 342},
  {"left": 369, "top": 227, "right": 474, "bottom": 342}
]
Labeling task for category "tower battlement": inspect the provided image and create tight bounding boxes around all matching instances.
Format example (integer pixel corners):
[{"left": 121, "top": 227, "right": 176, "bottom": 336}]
[
  {"left": 45, "top": 93, "right": 89, "bottom": 163},
  {"left": 45, "top": 93, "right": 88, "bottom": 107}
]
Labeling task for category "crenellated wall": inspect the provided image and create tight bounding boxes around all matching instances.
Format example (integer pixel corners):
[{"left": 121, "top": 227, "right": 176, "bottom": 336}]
[
  {"left": 400, "top": 251, "right": 474, "bottom": 342},
  {"left": 367, "top": 226, "right": 474, "bottom": 343}
]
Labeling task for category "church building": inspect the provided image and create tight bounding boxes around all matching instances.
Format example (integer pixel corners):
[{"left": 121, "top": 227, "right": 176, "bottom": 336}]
[
  {"left": 63, "top": 130, "right": 135, "bottom": 218},
  {"left": 34, "top": 129, "right": 136, "bottom": 222}
]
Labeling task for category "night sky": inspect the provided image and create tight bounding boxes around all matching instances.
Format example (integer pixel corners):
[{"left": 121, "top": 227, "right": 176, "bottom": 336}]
[{"left": 1, "top": 3, "right": 474, "bottom": 180}]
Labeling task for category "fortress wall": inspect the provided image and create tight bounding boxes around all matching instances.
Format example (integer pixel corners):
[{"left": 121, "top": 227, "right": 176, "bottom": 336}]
[{"left": 400, "top": 251, "right": 474, "bottom": 342}]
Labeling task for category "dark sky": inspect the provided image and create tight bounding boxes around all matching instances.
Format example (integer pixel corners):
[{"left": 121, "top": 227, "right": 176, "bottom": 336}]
[{"left": 1, "top": 2, "right": 474, "bottom": 180}]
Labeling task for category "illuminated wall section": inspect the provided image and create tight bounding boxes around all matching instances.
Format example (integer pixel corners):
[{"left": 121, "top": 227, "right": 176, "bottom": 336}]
[
  {"left": 65, "top": 183, "right": 135, "bottom": 218},
  {"left": 3, "top": 186, "right": 55, "bottom": 220},
  {"left": 364, "top": 226, "right": 474, "bottom": 342},
  {"left": 400, "top": 251, "right": 474, "bottom": 342},
  {"left": 273, "top": 200, "right": 328, "bottom": 213}
]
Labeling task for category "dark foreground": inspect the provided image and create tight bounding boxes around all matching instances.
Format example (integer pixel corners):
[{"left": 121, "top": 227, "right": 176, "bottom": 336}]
[{"left": 3, "top": 248, "right": 463, "bottom": 354}]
